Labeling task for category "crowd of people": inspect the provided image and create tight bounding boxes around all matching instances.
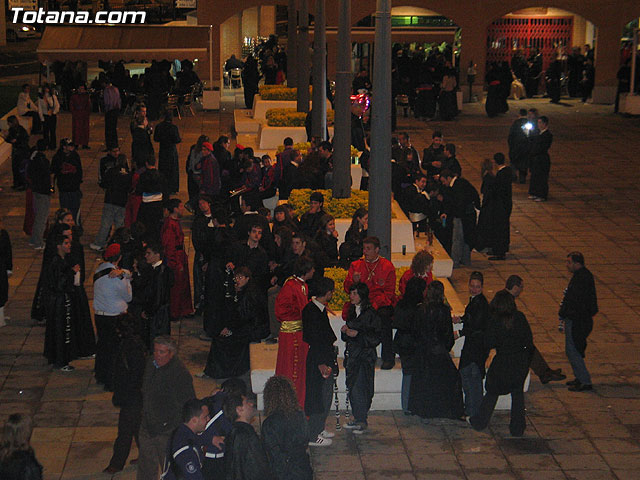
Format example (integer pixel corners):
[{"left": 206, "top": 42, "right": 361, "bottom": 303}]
[{"left": 0, "top": 53, "right": 600, "bottom": 479}]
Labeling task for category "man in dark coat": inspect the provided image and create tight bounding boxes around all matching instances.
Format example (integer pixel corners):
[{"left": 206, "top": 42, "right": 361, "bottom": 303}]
[
  {"left": 508, "top": 109, "right": 531, "bottom": 184},
  {"left": 50, "top": 138, "right": 83, "bottom": 223},
  {"left": 227, "top": 224, "right": 270, "bottom": 291},
  {"left": 455, "top": 271, "right": 490, "bottom": 418},
  {"left": 439, "top": 169, "right": 480, "bottom": 267},
  {"left": 488, "top": 153, "right": 512, "bottom": 261},
  {"left": 136, "top": 157, "right": 168, "bottom": 241},
  {"left": 560, "top": 252, "right": 598, "bottom": 392},
  {"left": 298, "top": 191, "right": 327, "bottom": 238},
  {"left": 154, "top": 112, "right": 181, "bottom": 193},
  {"left": 136, "top": 335, "right": 195, "bottom": 480},
  {"left": 222, "top": 393, "right": 274, "bottom": 480},
  {"left": 422, "top": 130, "right": 446, "bottom": 177},
  {"left": 141, "top": 242, "right": 174, "bottom": 343},
  {"left": 3, "top": 115, "right": 30, "bottom": 190},
  {"left": 191, "top": 195, "right": 216, "bottom": 315},
  {"left": 528, "top": 116, "right": 553, "bottom": 202},
  {"left": 303, "top": 277, "right": 337, "bottom": 446}
]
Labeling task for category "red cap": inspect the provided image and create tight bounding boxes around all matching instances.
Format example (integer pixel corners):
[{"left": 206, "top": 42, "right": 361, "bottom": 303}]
[
  {"left": 236, "top": 144, "right": 245, "bottom": 150},
  {"left": 103, "top": 243, "right": 121, "bottom": 260},
  {"left": 202, "top": 142, "right": 214, "bottom": 152}
]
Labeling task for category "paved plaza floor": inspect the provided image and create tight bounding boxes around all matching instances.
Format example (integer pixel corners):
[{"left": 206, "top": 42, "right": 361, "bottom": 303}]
[{"left": 1, "top": 95, "right": 640, "bottom": 479}]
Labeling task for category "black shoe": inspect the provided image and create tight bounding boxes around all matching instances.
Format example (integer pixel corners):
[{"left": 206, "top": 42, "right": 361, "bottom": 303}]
[
  {"left": 381, "top": 360, "right": 395, "bottom": 370},
  {"left": 103, "top": 466, "right": 121, "bottom": 474},
  {"left": 566, "top": 378, "right": 580, "bottom": 386},
  {"left": 568, "top": 383, "right": 593, "bottom": 392},
  {"left": 488, "top": 255, "right": 506, "bottom": 261},
  {"left": 548, "top": 370, "right": 566, "bottom": 382}
]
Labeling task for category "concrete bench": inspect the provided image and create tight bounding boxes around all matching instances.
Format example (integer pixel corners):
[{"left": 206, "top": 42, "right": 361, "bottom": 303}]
[
  {"left": 0, "top": 137, "right": 12, "bottom": 169},
  {"left": 0, "top": 107, "right": 33, "bottom": 131}
]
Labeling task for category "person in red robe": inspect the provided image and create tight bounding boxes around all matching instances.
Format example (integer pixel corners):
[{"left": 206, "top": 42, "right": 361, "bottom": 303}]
[
  {"left": 398, "top": 249, "right": 434, "bottom": 299},
  {"left": 344, "top": 236, "right": 397, "bottom": 369},
  {"left": 161, "top": 198, "right": 193, "bottom": 319},
  {"left": 124, "top": 165, "right": 144, "bottom": 228},
  {"left": 69, "top": 84, "right": 91, "bottom": 149},
  {"left": 274, "top": 256, "right": 315, "bottom": 408}
]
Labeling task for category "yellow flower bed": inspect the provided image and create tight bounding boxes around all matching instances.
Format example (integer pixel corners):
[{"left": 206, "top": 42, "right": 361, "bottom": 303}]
[
  {"left": 325, "top": 266, "right": 409, "bottom": 312},
  {"left": 265, "top": 108, "right": 335, "bottom": 127},
  {"left": 259, "top": 85, "right": 313, "bottom": 100},
  {"left": 276, "top": 142, "right": 359, "bottom": 158},
  {"left": 288, "top": 188, "right": 395, "bottom": 220}
]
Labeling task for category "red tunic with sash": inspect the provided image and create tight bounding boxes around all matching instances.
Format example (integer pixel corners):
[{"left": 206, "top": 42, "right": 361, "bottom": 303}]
[
  {"left": 344, "top": 256, "right": 397, "bottom": 309},
  {"left": 398, "top": 268, "right": 433, "bottom": 299},
  {"left": 275, "top": 276, "right": 309, "bottom": 408},
  {"left": 161, "top": 216, "right": 193, "bottom": 318}
]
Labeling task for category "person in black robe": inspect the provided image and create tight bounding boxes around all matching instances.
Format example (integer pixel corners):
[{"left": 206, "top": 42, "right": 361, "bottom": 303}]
[
  {"left": 508, "top": 109, "right": 532, "bottom": 184},
  {"left": 298, "top": 191, "right": 327, "bottom": 239},
  {"left": 302, "top": 278, "right": 337, "bottom": 445},
  {"left": 135, "top": 158, "right": 168, "bottom": 241},
  {"left": 392, "top": 277, "right": 426, "bottom": 414},
  {"left": 131, "top": 118, "right": 154, "bottom": 170},
  {"left": 43, "top": 234, "right": 82, "bottom": 370},
  {"left": 560, "top": 252, "right": 598, "bottom": 392},
  {"left": 454, "top": 271, "right": 490, "bottom": 418},
  {"left": 439, "top": 169, "right": 480, "bottom": 267},
  {"left": 223, "top": 393, "right": 274, "bottom": 480},
  {"left": 485, "top": 63, "right": 502, "bottom": 118},
  {"left": 408, "top": 281, "right": 464, "bottom": 420},
  {"left": 0, "top": 224, "right": 12, "bottom": 328},
  {"left": 470, "top": 290, "right": 533, "bottom": 437},
  {"left": 191, "top": 195, "right": 215, "bottom": 315},
  {"left": 203, "top": 266, "right": 263, "bottom": 379},
  {"left": 341, "top": 282, "right": 382, "bottom": 433},
  {"left": 262, "top": 376, "right": 313, "bottom": 477},
  {"left": 525, "top": 51, "right": 543, "bottom": 98},
  {"left": 580, "top": 58, "right": 595, "bottom": 103},
  {"left": 141, "top": 242, "right": 173, "bottom": 344},
  {"left": 242, "top": 56, "right": 260, "bottom": 110},
  {"left": 477, "top": 154, "right": 512, "bottom": 260},
  {"left": 528, "top": 116, "right": 553, "bottom": 202},
  {"left": 154, "top": 112, "right": 181, "bottom": 194},
  {"left": 546, "top": 60, "right": 562, "bottom": 104},
  {"left": 442, "top": 143, "right": 462, "bottom": 178},
  {"left": 313, "top": 215, "right": 339, "bottom": 269}
]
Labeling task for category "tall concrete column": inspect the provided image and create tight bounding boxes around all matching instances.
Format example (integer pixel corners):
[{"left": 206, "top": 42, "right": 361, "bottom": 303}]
[
  {"left": 458, "top": 21, "right": 486, "bottom": 103},
  {"left": 592, "top": 20, "right": 623, "bottom": 104},
  {"left": 296, "top": 0, "right": 310, "bottom": 112},
  {"left": 368, "top": 0, "right": 392, "bottom": 259},
  {"left": 332, "top": 0, "right": 352, "bottom": 199},
  {"left": 287, "top": 0, "right": 298, "bottom": 87},
  {"left": 311, "top": 0, "right": 327, "bottom": 139}
]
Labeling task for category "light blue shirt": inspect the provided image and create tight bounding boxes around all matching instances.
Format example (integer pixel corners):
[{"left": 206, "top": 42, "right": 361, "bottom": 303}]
[{"left": 93, "top": 262, "right": 132, "bottom": 315}]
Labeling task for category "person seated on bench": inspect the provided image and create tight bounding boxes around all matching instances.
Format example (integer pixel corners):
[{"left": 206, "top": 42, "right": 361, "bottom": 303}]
[
  {"left": 400, "top": 173, "right": 442, "bottom": 232},
  {"left": 17, "top": 84, "right": 41, "bottom": 134}
]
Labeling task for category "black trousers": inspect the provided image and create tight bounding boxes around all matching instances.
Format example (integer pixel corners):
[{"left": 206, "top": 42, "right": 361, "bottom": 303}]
[
  {"left": 529, "top": 155, "right": 550, "bottom": 200},
  {"left": 378, "top": 306, "right": 395, "bottom": 363},
  {"left": 43, "top": 114, "right": 57, "bottom": 149},
  {"left": 11, "top": 151, "right": 27, "bottom": 188},
  {"left": 202, "top": 457, "right": 224, "bottom": 480},
  {"left": 22, "top": 111, "right": 41, "bottom": 133},
  {"left": 105, "top": 109, "right": 119, "bottom": 147},
  {"left": 529, "top": 345, "right": 551, "bottom": 379},
  {"left": 470, "top": 390, "right": 526, "bottom": 437},
  {"left": 108, "top": 400, "right": 142, "bottom": 470},
  {"left": 307, "top": 374, "right": 334, "bottom": 439},
  {"left": 347, "top": 360, "right": 375, "bottom": 425},
  {"left": 94, "top": 314, "right": 121, "bottom": 389}
]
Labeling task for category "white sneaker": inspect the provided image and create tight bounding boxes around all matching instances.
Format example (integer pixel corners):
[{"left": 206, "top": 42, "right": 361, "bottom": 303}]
[
  {"left": 344, "top": 421, "right": 367, "bottom": 434},
  {"left": 308, "top": 435, "right": 333, "bottom": 447},
  {"left": 319, "top": 430, "right": 335, "bottom": 439}
]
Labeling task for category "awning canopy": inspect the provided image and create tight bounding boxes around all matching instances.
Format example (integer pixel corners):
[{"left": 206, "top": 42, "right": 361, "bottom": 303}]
[{"left": 37, "top": 25, "right": 210, "bottom": 63}]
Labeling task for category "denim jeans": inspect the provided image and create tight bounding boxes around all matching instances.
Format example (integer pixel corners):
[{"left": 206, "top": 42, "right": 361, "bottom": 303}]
[
  {"left": 401, "top": 373, "right": 412, "bottom": 412},
  {"left": 460, "top": 363, "right": 483, "bottom": 418},
  {"left": 564, "top": 318, "right": 592, "bottom": 385},
  {"left": 308, "top": 374, "right": 334, "bottom": 439},
  {"left": 30, "top": 192, "right": 50, "bottom": 247},
  {"left": 470, "top": 390, "right": 526, "bottom": 437},
  {"left": 94, "top": 203, "right": 125, "bottom": 247},
  {"left": 451, "top": 217, "right": 471, "bottom": 267}
]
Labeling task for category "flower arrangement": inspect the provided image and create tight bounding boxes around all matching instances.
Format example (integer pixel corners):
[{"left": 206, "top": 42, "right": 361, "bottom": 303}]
[
  {"left": 276, "top": 142, "right": 360, "bottom": 158},
  {"left": 265, "top": 108, "right": 335, "bottom": 127},
  {"left": 325, "top": 266, "right": 410, "bottom": 311},
  {"left": 259, "top": 85, "right": 313, "bottom": 101},
  {"left": 288, "top": 188, "right": 395, "bottom": 220}
]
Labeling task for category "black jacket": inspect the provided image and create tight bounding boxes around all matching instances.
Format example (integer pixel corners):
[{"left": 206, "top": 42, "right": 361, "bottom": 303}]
[
  {"left": 27, "top": 151, "right": 51, "bottom": 195},
  {"left": 112, "top": 334, "right": 146, "bottom": 407},
  {"left": 51, "top": 150, "right": 83, "bottom": 192},
  {"left": 261, "top": 410, "right": 312, "bottom": 480},
  {"left": 103, "top": 163, "right": 131, "bottom": 207},
  {"left": 559, "top": 266, "right": 598, "bottom": 356},
  {"left": 224, "top": 421, "right": 274, "bottom": 480},
  {"left": 342, "top": 304, "right": 382, "bottom": 362},
  {"left": 392, "top": 301, "right": 421, "bottom": 374},
  {"left": 459, "top": 293, "right": 490, "bottom": 374}
]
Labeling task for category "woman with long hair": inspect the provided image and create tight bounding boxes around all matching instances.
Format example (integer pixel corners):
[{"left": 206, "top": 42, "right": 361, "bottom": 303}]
[
  {"left": 398, "top": 250, "right": 434, "bottom": 299},
  {"left": 393, "top": 276, "right": 426, "bottom": 415},
  {"left": 261, "top": 375, "right": 312, "bottom": 479},
  {"left": 0, "top": 413, "right": 42, "bottom": 480},
  {"left": 475, "top": 158, "right": 497, "bottom": 253},
  {"left": 408, "top": 281, "right": 465, "bottom": 421},
  {"left": 272, "top": 205, "right": 298, "bottom": 232},
  {"left": 469, "top": 290, "right": 533, "bottom": 436},
  {"left": 314, "top": 214, "right": 339, "bottom": 268},
  {"left": 341, "top": 282, "right": 381, "bottom": 433},
  {"left": 185, "top": 134, "right": 209, "bottom": 212},
  {"left": 339, "top": 207, "right": 368, "bottom": 267}
]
